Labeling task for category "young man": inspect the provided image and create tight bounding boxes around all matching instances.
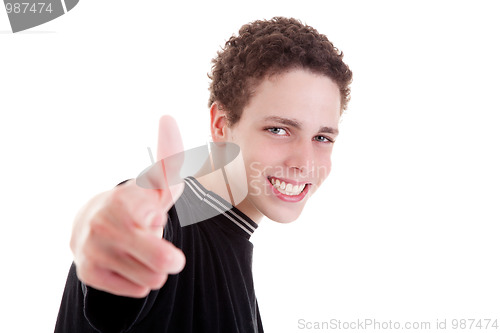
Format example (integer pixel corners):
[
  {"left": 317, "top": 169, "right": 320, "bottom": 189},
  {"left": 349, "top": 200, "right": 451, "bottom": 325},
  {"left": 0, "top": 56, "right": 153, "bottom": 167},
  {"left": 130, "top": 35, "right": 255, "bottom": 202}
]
[{"left": 55, "top": 17, "right": 352, "bottom": 332}]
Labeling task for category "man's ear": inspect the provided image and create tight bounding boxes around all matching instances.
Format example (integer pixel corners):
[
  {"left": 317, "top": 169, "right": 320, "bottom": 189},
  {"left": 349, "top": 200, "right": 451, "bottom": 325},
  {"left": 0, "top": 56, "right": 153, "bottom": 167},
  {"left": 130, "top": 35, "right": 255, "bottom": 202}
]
[{"left": 210, "top": 102, "right": 229, "bottom": 142}]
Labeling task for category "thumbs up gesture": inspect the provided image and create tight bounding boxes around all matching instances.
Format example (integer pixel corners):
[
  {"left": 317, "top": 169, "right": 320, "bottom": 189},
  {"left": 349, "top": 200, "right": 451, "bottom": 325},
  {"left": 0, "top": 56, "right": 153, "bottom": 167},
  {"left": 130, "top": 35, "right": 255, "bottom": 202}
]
[{"left": 70, "top": 116, "right": 186, "bottom": 298}]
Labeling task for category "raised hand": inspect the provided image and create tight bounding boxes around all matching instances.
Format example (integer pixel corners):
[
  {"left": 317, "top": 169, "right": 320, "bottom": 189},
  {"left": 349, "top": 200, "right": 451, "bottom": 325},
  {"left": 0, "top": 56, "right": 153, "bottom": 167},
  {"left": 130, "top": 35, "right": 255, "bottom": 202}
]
[{"left": 70, "top": 116, "right": 186, "bottom": 298}]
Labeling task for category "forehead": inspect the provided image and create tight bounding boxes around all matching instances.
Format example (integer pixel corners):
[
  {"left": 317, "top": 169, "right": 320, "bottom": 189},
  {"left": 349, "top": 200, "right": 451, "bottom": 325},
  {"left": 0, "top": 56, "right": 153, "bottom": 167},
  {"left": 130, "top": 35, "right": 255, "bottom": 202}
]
[{"left": 242, "top": 69, "right": 341, "bottom": 127}]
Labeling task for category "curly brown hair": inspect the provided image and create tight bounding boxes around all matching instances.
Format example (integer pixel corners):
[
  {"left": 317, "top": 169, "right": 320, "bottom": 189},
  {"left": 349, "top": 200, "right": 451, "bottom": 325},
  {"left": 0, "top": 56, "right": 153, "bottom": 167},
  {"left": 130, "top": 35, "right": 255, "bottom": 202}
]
[{"left": 208, "top": 17, "right": 353, "bottom": 126}]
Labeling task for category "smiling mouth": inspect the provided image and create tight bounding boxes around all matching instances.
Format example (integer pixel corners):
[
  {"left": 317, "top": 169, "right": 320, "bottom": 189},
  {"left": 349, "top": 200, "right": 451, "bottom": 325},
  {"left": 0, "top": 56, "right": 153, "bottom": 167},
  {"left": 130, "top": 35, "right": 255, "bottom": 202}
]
[{"left": 267, "top": 176, "right": 310, "bottom": 196}]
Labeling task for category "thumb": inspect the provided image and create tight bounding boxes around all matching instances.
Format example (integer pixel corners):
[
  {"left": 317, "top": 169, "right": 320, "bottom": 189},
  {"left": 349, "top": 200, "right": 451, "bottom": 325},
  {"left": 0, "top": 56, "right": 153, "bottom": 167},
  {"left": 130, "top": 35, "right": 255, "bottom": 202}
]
[
  {"left": 157, "top": 115, "right": 183, "bottom": 161},
  {"left": 135, "top": 116, "right": 184, "bottom": 192},
  {"left": 156, "top": 115, "right": 185, "bottom": 206}
]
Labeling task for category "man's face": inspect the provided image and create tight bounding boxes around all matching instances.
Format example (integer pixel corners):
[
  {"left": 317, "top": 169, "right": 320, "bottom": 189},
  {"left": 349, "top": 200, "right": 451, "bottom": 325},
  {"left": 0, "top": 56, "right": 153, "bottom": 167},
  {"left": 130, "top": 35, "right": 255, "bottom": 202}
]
[{"left": 226, "top": 68, "right": 342, "bottom": 223}]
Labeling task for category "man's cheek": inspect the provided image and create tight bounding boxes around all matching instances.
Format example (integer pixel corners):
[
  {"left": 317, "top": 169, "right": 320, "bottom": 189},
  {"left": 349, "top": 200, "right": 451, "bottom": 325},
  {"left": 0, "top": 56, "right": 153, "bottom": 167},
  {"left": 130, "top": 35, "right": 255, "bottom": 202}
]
[
  {"left": 317, "top": 160, "right": 332, "bottom": 184},
  {"left": 249, "top": 178, "right": 263, "bottom": 196}
]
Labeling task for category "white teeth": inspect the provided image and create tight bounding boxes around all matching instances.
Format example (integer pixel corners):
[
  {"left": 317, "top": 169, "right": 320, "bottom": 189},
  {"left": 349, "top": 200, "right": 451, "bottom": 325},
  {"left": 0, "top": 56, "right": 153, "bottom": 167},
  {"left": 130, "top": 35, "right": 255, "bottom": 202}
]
[{"left": 270, "top": 177, "right": 307, "bottom": 196}]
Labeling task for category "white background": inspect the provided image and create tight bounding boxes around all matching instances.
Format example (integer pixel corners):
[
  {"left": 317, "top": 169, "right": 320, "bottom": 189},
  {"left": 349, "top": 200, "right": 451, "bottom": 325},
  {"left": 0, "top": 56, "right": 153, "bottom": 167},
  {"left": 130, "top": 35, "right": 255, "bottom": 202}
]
[{"left": 1, "top": 1, "right": 499, "bottom": 332}]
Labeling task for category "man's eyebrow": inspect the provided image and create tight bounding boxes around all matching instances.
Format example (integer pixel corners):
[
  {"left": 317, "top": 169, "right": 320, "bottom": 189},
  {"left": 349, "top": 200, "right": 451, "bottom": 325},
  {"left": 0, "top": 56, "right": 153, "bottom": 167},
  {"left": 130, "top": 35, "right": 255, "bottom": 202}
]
[
  {"left": 319, "top": 126, "right": 339, "bottom": 136},
  {"left": 263, "top": 116, "right": 338, "bottom": 135},
  {"left": 263, "top": 116, "right": 301, "bottom": 129}
]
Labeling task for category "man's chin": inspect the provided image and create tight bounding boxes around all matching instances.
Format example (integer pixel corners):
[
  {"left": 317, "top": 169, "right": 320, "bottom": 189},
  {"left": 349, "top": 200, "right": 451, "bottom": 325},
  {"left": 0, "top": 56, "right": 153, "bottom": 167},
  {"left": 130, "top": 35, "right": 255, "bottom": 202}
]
[
  {"left": 264, "top": 206, "right": 305, "bottom": 224},
  {"left": 270, "top": 216, "right": 299, "bottom": 224}
]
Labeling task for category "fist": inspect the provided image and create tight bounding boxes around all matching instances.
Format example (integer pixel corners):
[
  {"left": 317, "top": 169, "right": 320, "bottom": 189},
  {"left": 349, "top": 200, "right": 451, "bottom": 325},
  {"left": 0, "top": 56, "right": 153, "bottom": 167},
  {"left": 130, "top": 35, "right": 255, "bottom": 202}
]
[{"left": 70, "top": 116, "right": 186, "bottom": 298}]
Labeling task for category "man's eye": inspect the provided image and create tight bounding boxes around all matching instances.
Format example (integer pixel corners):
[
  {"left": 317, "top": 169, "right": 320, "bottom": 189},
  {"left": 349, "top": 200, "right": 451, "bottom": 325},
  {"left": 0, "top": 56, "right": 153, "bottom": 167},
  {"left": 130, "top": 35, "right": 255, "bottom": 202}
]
[
  {"left": 267, "top": 127, "right": 287, "bottom": 135},
  {"left": 314, "top": 135, "right": 333, "bottom": 143}
]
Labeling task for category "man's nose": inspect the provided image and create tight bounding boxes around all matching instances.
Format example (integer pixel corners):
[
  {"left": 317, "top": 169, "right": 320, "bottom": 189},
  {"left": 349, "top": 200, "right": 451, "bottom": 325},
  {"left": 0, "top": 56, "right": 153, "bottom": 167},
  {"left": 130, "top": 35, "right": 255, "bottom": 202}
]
[{"left": 283, "top": 140, "right": 315, "bottom": 176}]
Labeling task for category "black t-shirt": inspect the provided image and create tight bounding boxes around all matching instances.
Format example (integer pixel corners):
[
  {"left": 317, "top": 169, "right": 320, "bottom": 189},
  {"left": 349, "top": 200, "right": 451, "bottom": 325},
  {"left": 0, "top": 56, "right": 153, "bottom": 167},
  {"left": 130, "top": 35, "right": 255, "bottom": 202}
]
[{"left": 55, "top": 177, "right": 263, "bottom": 333}]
